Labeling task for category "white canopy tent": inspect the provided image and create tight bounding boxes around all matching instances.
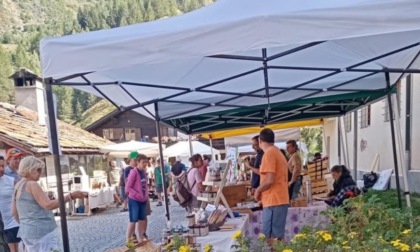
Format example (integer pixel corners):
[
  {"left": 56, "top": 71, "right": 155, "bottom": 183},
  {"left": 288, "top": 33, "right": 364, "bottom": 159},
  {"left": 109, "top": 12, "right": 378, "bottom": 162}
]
[
  {"left": 40, "top": 0, "right": 419, "bottom": 247},
  {"left": 163, "top": 141, "right": 220, "bottom": 158},
  {"left": 224, "top": 128, "right": 300, "bottom": 147},
  {"left": 99, "top": 140, "right": 163, "bottom": 157},
  {"left": 41, "top": 0, "right": 420, "bottom": 135}
]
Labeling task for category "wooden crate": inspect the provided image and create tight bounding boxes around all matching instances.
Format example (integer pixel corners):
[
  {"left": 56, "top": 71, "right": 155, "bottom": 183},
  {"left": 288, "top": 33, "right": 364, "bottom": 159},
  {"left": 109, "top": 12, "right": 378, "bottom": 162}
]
[
  {"left": 222, "top": 184, "right": 248, "bottom": 207},
  {"left": 306, "top": 159, "right": 330, "bottom": 180},
  {"left": 302, "top": 179, "right": 329, "bottom": 198}
]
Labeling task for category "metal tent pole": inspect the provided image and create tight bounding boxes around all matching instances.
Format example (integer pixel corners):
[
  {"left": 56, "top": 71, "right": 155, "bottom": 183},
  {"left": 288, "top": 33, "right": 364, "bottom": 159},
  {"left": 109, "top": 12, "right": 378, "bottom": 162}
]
[
  {"left": 209, "top": 138, "right": 215, "bottom": 161},
  {"left": 44, "top": 79, "right": 70, "bottom": 252},
  {"left": 188, "top": 135, "right": 194, "bottom": 156},
  {"left": 392, "top": 93, "right": 412, "bottom": 209},
  {"left": 337, "top": 118, "right": 342, "bottom": 165},
  {"left": 154, "top": 102, "right": 170, "bottom": 221},
  {"left": 339, "top": 117, "right": 349, "bottom": 168},
  {"left": 385, "top": 73, "right": 403, "bottom": 209},
  {"left": 353, "top": 111, "right": 358, "bottom": 181}
]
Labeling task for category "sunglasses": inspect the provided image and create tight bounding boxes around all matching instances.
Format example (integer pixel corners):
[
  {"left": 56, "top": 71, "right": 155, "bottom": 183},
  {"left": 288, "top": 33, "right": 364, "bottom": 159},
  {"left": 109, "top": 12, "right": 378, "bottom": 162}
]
[
  {"left": 10, "top": 149, "right": 23, "bottom": 155},
  {"left": 36, "top": 168, "right": 43, "bottom": 173}
]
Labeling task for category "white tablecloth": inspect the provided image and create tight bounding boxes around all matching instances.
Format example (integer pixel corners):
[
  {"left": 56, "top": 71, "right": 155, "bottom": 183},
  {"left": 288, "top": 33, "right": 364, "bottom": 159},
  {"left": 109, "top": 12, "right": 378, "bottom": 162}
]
[
  {"left": 196, "top": 215, "right": 249, "bottom": 252},
  {"left": 87, "top": 187, "right": 115, "bottom": 209}
]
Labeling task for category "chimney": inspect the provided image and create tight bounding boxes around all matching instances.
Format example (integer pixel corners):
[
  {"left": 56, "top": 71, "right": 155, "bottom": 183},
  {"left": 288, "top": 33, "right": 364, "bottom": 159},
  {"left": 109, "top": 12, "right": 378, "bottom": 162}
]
[{"left": 9, "top": 68, "right": 46, "bottom": 126}]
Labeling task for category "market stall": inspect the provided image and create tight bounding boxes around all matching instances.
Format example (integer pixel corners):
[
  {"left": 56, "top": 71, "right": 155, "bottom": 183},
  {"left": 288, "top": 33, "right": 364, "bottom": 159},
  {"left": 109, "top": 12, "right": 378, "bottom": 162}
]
[
  {"left": 70, "top": 169, "right": 115, "bottom": 215},
  {"left": 40, "top": 0, "right": 420, "bottom": 250}
]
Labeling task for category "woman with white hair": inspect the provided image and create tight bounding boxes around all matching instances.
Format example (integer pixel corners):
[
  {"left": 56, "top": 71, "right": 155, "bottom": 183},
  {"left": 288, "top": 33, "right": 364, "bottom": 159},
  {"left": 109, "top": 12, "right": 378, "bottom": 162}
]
[{"left": 12, "top": 156, "right": 87, "bottom": 252}]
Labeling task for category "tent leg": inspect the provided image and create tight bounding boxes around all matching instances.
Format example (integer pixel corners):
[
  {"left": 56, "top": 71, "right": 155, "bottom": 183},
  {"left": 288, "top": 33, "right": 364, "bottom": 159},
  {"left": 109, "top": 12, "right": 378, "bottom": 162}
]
[
  {"left": 337, "top": 118, "right": 342, "bottom": 165},
  {"left": 353, "top": 111, "right": 358, "bottom": 181},
  {"left": 385, "top": 74, "right": 403, "bottom": 209},
  {"left": 188, "top": 135, "right": 194, "bottom": 156},
  {"left": 45, "top": 79, "right": 70, "bottom": 252},
  {"left": 339, "top": 117, "right": 349, "bottom": 168},
  {"left": 392, "top": 93, "right": 412, "bottom": 211},
  {"left": 154, "top": 102, "right": 170, "bottom": 221},
  {"left": 341, "top": 116, "right": 350, "bottom": 169},
  {"left": 209, "top": 138, "right": 215, "bottom": 161}
]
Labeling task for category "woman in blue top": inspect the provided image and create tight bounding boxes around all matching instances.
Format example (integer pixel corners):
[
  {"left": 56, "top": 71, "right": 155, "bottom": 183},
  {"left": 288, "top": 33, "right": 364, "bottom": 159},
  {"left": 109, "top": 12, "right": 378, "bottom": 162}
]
[{"left": 12, "top": 156, "right": 87, "bottom": 252}]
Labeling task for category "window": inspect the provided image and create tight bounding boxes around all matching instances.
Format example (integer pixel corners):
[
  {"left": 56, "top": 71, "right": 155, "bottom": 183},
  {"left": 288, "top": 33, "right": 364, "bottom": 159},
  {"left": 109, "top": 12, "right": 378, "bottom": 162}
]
[
  {"left": 360, "top": 105, "right": 371, "bottom": 128},
  {"left": 344, "top": 114, "right": 352, "bottom": 132},
  {"left": 102, "top": 128, "right": 124, "bottom": 140},
  {"left": 384, "top": 82, "right": 402, "bottom": 122},
  {"left": 125, "top": 128, "right": 137, "bottom": 141},
  {"left": 123, "top": 128, "right": 141, "bottom": 141},
  {"left": 160, "top": 127, "right": 169, "bottom": 136},
  {"left": 103, "top": 129, "right": 113, "bottom": 140}
]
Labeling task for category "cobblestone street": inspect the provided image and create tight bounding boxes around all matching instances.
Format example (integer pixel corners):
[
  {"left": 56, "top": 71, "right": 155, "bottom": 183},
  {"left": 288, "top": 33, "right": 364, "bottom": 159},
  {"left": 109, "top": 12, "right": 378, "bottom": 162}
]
[{"left": 58, "top": 201, "right": 186, "bottom": 252}]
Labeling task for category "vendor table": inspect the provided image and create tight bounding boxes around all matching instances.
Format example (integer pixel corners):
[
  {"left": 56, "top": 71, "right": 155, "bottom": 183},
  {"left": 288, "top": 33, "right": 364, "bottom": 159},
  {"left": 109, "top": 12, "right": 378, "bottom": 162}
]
[
  {"left": 196, "top": 215, "right": 249, "bottom": 252},
  {"left": 72, "top": 186, "right": 115, "bottom": 216},
  {"left": 248, "top": 202, "right": 329, "bottom": 241}
]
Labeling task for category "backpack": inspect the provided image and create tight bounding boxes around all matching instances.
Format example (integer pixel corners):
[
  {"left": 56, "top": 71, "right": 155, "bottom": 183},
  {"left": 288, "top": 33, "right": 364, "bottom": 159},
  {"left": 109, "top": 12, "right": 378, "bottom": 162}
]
[
  {"left": 362, "top": 171, "right": 378, "bottom": 192},
  {"left": 172, "top": 168, "right": 196, "bottom": 208}
]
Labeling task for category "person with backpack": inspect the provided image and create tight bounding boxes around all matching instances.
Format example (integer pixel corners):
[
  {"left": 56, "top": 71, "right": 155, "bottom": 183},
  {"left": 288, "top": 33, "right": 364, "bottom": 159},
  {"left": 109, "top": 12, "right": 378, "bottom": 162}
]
[
  {"left": 187, "top": 154, "right": 204, "bottom": 211},
  {"left": 172, "top": 154, "right": 204, "bottom": 212}
]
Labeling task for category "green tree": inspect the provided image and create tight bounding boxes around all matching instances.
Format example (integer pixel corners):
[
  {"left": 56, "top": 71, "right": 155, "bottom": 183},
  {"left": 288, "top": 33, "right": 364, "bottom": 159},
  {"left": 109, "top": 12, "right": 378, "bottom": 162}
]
[
  {"left": 300, "top": 126, "right": 323, "bottom": 155},
  {"left": 0, "top": 46, "right": 14, "bottom": 103},
  {"left": 144, "top": 0, "right": 156, "bottom": 21},
  {"left": 53, "top": 86, "right": 74, "bottom": 122}
]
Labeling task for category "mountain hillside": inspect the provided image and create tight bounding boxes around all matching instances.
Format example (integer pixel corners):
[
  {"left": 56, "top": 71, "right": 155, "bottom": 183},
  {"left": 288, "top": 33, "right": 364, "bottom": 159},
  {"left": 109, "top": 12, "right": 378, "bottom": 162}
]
[{"left": 0, "top": 0, "right": 212, "bottom": 124}]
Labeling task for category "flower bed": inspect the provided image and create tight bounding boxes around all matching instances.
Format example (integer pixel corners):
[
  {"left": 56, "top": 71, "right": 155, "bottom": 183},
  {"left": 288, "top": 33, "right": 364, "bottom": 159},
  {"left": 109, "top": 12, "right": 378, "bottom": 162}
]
[{"left": 231, "top": 195, "right": 420, "bottom": 252}]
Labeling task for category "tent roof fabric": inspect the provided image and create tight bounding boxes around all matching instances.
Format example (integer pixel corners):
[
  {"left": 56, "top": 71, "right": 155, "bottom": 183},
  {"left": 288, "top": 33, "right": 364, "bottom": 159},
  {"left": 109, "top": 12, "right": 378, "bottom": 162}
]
[
  {"left": 163, "top": 141, "right": 220, "bottom": 157},
  {"left": 40, "top": 0, "right": 420, "bottom": 134},
  {"left": 199, "top": 119, "right": 321, "bottom": 139}
]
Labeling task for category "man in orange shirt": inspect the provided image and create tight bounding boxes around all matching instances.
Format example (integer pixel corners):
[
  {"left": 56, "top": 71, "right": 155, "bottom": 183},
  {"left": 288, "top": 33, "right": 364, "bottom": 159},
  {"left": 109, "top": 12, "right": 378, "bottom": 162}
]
[{"left": 254, "top": 128, "right": 289, "bottom": 243}]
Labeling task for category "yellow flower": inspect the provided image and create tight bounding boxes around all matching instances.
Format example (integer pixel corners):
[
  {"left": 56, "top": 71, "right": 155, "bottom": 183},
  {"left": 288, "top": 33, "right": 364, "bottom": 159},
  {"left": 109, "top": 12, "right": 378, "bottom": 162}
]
[
  {"left": 179, "top": 245, "right": 191, "bottom": 252},
  {"left": 342, "top": 246, "right": 351, "bottom": 250},
  {"left": 316, "top": 230, "right": 326, "bottom": 235},
  {"left": 342, "top": 241, "right": 348, "bottom": 245},
  {"left": 402, "top": 229, "right": 411, "bottom": 235},
  {"left": 258, "top": 233, "right": 266, "bottom": 241},
  {"left": 348, "top": 232, "right": 357, "bottom": 239},
  {"left": 293, "top": 233, "right": 307, "bottom": 240},
  {"left": 164, "top": 241, "right": 173, "bottom": 250},
  {"left": 414, "top": 244, "right": 420, "bottom": 249},
  {"left": 399, "top": 243, "right": 410, "bottom": 251},
  {"left": 282, "top": 250, "right": 293, "bottom": 252},
  {"left": 322, "top": 233, "right": 332, "bottom": 241},
  {"left": 204, "top": 244, "right": 213, "bottom": 252},
  {"left": 391, "top": 240, "right": 401, "bottom": 247},
  {"left": 231, "top": 230, "right": 242, "bottom": 239},
  {"left": 378, "top": 236, "right": 387, "bottom": 244}
]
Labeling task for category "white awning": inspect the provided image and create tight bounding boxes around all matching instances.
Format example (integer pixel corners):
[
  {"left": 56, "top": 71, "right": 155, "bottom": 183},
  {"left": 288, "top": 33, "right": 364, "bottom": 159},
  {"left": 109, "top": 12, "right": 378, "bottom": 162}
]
[
  {"left": 163, "top": 141, "right": 220, "bottom": 157},
  {"left": 40, "top": 0, "right": 420, "bottom": 133}
]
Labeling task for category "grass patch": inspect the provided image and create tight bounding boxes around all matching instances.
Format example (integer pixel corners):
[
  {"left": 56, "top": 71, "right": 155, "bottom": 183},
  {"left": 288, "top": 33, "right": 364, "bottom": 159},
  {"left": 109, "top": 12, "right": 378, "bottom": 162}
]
[{"left": 363, "top": 189, "right": 420, "bottom": 217}]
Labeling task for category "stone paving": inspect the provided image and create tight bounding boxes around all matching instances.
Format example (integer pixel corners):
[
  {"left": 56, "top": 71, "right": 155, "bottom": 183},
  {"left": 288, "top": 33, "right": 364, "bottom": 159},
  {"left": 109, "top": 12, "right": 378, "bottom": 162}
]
[{"left": 58, "top": 201, "right": 187, "bottom": 252}]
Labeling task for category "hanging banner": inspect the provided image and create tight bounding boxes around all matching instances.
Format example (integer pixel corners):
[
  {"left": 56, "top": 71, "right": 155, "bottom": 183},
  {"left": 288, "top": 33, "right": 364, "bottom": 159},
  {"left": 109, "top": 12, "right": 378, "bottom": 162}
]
[{"left": 225, "top": 145, "right": 238, "bottom": 183}]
